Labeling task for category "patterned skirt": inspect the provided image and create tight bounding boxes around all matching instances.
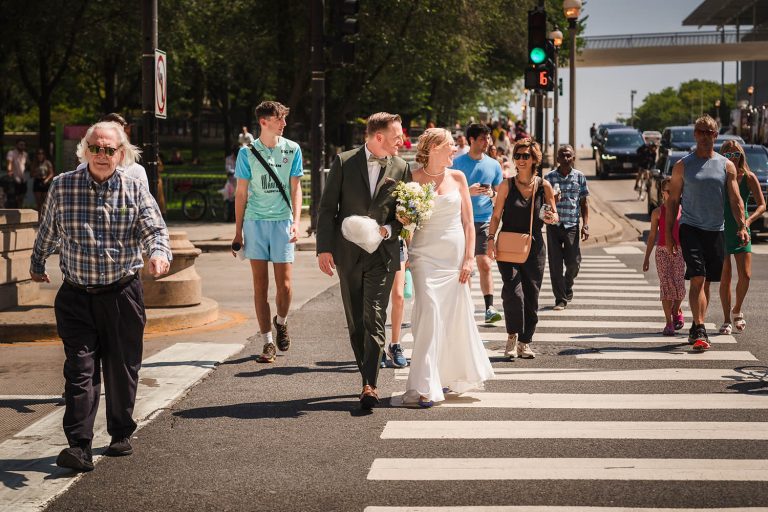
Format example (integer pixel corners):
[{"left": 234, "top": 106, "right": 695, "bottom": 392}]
[{"left": 655, "top": 245, "right": 686, "bottom": 301}]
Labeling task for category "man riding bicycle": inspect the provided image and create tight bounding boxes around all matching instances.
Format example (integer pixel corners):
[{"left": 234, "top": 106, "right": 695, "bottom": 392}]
[{"left": 635, "top": 140, "right": 658, "bottom": 201}]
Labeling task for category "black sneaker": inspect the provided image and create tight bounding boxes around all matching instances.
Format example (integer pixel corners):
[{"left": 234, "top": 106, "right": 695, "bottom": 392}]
[
  {"left": 687, "top": 325, "right": 697, "bottom": 345},
  {"left": 273, "top": 316, "right": 290, "bottom": 351},
  {"left": 691, "top": 324, "right": 711, "bottom": 351},
  {"left": 56, "top": 445, "right": 94, "bottom": 472},
  {"left": 105, "top": 436, "right": 133, "bottom": 457}
]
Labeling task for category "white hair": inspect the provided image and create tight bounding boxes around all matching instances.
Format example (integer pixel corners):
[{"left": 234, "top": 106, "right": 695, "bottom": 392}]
[{"left": 76, "top": 121, "right": 142, "bottom": 168}]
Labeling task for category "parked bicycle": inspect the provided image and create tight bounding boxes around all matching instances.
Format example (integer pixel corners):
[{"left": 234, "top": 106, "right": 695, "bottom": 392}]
[{"left": 181, "top": 182, "right": 227, "bottom": 221}]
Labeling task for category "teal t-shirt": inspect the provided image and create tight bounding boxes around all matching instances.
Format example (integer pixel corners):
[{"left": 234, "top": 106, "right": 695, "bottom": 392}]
[{"left": 235, "top": 137, "right": 304, "bottom": 221}]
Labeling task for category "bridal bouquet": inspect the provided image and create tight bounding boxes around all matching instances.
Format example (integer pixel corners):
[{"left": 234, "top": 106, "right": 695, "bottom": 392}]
[{"left": 392, "top": 181, "right": 436, "bottom": 240}]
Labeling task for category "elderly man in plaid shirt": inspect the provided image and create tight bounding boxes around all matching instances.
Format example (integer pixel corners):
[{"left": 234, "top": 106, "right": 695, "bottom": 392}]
[{"left": 30, "top": 121, "right": 171, "bottom": 472}]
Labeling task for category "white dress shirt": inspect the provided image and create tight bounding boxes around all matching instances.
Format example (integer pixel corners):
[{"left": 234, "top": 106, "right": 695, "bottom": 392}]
[{"left": 363, "top": 144, "right": 391, "bottom": 239}]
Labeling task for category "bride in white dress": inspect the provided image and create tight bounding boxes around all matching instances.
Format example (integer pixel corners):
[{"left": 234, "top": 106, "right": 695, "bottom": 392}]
[{"left": 402, "top": 128, "right": 494, "bottom": 407}]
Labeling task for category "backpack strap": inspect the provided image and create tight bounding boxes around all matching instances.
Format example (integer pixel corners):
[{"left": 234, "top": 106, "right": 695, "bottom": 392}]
[{"left": 249, "top": 144, "right": 292, "bottom": 211}]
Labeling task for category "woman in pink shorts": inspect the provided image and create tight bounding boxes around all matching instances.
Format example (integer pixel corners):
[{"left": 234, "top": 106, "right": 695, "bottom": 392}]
[{"left": 642, "top": 178, "right": 686, "bottom": 335}]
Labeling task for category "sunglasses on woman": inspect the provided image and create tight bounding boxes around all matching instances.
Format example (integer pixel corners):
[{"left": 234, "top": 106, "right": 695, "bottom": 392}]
[
  {"left": 513, "top": 153, "right": 531, "bottom": 160},
  {"left": 87, "top": 145, "right": 120, "bottom": 157},
  {"left": 721, "top": 151, "right": 742, "bottom": 159}
]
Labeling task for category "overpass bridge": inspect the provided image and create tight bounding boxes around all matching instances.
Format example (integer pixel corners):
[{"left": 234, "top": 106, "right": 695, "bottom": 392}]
[{"left": 577, "top": 29, "right": 768, "bottom": 67}]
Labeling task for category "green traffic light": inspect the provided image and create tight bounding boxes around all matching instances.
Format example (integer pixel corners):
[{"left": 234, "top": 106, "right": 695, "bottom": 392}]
[{"left": 530, "top": 47, "right": 546, "bottom": 64}]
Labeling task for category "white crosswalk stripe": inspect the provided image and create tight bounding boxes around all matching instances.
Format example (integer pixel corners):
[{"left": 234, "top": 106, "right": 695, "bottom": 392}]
[
  {"left": 393, "top": 368, "right": 753, "bottom": 381},
  {"left": 368, "top": 458, "right": 768, "bottom": 481},
  {"left": 389, "top": 392, "right": 768, "bottom": 409},
  {"left": 400, "top": 332, "right": 737, "bottom": 344},
  {"left": 380, "top": 421, "right": 768, "bottom": 439}
]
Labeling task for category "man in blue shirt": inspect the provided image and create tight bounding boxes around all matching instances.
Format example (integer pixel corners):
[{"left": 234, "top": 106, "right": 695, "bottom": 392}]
[
  {"left": 545, "top": 145, "right": 590, "bottom": 310},
  {"left": 232, "top": 101, "right": 304, "bottom": 364},
  {"left": 452, "top": 123, "right": 504, "bottom": 323}
]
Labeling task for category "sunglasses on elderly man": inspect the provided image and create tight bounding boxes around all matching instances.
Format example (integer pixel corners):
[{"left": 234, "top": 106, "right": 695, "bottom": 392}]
[
  {"left": 722, "top": 151, "right": 742, "bottom": 159},
  {"left": 87, "top": 145, "right": 120, "bottom": 157},
  {"left": 513, "top": 153, "right": 532, "bottom": 160}
]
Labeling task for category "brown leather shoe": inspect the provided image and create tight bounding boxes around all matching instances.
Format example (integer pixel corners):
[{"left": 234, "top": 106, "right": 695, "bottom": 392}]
[{"left": 360, "top": 385, "right": 379, "bottom": 410}]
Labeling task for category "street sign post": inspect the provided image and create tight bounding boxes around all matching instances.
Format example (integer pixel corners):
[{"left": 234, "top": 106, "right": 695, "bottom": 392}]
[{"left": 155, "top": 49, "right": 167, "bottom": 119}]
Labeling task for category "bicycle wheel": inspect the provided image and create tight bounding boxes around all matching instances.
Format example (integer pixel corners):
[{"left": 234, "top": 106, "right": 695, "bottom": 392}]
[{"left": 182, "top": 190, "right": 207, "bottom": 221}]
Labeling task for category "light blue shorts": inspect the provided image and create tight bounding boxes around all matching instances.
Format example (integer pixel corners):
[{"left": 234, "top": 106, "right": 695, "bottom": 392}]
[{"left": 243, "top": 219, "right": 294, "bottom": 263}]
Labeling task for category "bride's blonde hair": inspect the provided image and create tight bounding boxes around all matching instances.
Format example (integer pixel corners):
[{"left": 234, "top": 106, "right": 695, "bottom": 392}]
[{"left": 415, "top": 128, "right": 453, "bottom": 167}]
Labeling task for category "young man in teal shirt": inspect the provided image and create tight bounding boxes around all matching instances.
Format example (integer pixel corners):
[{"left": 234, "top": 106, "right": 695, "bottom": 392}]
[
  {"left": 232, "top": 101, "right": 304, "bottom": 363},
  {"left": 452, "top": 123, "right": 504, "bottom": 323}
]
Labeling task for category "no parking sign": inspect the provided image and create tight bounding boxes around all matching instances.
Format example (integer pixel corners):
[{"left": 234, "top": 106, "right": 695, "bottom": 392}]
[{"left": 155, "top": 49, "right": 167, "bottom": 119}]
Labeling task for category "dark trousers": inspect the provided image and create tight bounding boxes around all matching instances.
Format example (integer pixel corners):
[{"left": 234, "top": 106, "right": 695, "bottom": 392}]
[
  {"left": 55, "top": 278, "right": 146, "bottom": 446},
  {"left": 546, "top": 224, "right": 582, "bottom": 304},
  {"left": 337, "top": 250, "right": 396, "bottom": 387},
  {"left": 498, "top": 243, "right": 546, "bottom": 343}
]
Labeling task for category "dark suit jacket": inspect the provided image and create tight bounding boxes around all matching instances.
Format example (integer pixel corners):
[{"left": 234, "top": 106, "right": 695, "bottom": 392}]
[{"left": 316, "top": 146, "right": 411, "bottom": 272}]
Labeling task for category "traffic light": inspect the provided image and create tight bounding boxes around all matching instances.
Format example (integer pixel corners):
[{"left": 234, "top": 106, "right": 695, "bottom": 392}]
[
  {"left": 525, "top": 7, "right": 555, "bottom": 92},
  {"left": 332, "top": 0, "right": 359, "bottom": 66}
]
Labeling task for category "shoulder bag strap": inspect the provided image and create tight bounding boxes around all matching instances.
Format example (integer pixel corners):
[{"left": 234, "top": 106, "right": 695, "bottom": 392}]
[
  {"left": 249, "top": 144, "right": 292, "bottom": 211},
  {"left": 526, "top": 177, "right": 539, "bottom": 235}
]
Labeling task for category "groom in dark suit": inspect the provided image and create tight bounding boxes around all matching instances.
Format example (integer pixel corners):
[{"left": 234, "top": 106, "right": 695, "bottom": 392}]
[{"left": 317, "top": 112, "right": 412, "bottom": 410}]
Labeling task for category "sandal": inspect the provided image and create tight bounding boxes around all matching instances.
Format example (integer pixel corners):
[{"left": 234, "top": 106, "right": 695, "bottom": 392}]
[
  {"left": 733, "top": 312, "right": 746, "bottom": 333},
  {"left": 719, "top": 322, "right": 732, "bottom": 335}
]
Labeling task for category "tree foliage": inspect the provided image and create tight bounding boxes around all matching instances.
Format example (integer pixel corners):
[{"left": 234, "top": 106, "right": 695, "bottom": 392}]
[
  {"left": 2, "top": 0, "right": 570, "bottom": 157},
  {"left": 634, "top": 80, "right": 737, "bottom": 132}
]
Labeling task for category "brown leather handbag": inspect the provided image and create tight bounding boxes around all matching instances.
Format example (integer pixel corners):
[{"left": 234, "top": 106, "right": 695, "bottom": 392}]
[{"left": 495, "top": 177, "right": 538, "bottom": 263}]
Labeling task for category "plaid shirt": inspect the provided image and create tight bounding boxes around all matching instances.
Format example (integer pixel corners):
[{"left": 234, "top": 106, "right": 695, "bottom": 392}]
[
  {"left": 545, "top": 168, "right": 589, "bottom": 229},
  {"left": 30, "top": 167, "right": 172, "bottom": 287}
]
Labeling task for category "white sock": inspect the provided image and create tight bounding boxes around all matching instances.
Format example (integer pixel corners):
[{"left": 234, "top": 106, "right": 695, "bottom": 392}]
[
  {"left": 275, "top": 315, "right": 287, "bottom": 326},
  {"left": 261, "top": 332, "right": 274, "bottom": 345}
]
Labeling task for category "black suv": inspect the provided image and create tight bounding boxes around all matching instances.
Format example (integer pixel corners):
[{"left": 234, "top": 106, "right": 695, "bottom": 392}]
[
  {"left": 660, "top": 126, "right": 696, "bottom": 153},
  {"left": 595, "top": 128, "right": 645, "bottom": 178}
]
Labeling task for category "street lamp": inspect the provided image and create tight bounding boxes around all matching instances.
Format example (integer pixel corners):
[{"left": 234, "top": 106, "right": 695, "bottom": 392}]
[
  {"left": 550, "top": 29, "right": 563, "bottom": 157},
  {"left": 564, "top": 0, "right": 581, "bottom": 148},
  {"left": 630, "top": 90, "right": 637, "bottom": 127}
]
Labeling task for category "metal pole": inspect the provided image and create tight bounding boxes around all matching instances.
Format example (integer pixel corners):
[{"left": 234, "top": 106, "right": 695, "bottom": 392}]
[
  {"left": 630, "top": 91, "right": 635, "bottom": 127},
  {"left": 553, "top": 50, "right": 559, "bottom": 156},
  {"left": 736, "top": 23, "right": 740, "bottom": 104},
  {"left": 535, "top": 91, "right": 544, "bottom": 146},
  {"left": 141, "top": 0, "right": 159, "bottom": 200},
  {"left": 543, "top": 93, "right": 550, "bottom": 168},
  {"left": 309, "top": 0, "right": 325, "bottom": 234},
  {"left": 568, "top": 18, "right": 577, "bottom": 148},
  {"left": 752, "top": 4, "right": 757, "bottom": 104}
]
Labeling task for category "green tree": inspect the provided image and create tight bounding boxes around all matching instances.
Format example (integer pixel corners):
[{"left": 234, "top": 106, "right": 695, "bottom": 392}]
[{"left": 635, "top": 80, "right": 737, "bottom": 132}]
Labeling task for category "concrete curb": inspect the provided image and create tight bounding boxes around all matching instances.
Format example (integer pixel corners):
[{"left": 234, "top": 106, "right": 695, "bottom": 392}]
[{"left": 0, "top": 297, "right": 220, "bottom": 343}]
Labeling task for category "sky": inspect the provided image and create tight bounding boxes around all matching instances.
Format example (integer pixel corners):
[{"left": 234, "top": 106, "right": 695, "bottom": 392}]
[{"left": 512, "top": 0, "right": 739, "bottom": 148}]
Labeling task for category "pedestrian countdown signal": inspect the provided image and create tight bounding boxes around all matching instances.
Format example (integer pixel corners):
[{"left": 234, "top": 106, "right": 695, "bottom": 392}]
[{"left": 526, "top": 7, "right": 555, "bottom": 92}]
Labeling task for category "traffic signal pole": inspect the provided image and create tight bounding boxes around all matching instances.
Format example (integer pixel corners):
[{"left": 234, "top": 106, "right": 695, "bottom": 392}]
[
  {"left": 141, "top": 0, "right": 159, "bottom": 200},
  {"left": 309, "top": 0, "right": 325, "bottom": 235}
]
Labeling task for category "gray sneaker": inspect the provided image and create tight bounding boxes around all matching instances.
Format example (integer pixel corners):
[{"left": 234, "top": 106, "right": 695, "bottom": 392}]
[{"left": 485, "top": 306, "right": 502, "bottom": 323}]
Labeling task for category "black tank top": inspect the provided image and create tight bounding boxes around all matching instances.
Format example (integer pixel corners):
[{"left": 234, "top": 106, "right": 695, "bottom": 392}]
[{"left": 500, "top": 176, "right": 544, "bottom": 242}]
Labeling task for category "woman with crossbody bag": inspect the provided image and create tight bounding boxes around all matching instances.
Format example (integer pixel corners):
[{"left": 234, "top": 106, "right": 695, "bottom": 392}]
[{"left": 486, "top": 138, "right": 559, "bottom": 359}]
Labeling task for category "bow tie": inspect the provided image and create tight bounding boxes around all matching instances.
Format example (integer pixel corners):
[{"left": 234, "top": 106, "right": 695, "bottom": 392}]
[{"left": 368, "top": 155, "right": 388, "bottom": 168}]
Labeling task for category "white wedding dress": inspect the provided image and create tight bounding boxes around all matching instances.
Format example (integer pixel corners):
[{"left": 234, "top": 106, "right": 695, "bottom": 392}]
[{"left": 402, "top": 190, "right": 494, "bottom": 404}]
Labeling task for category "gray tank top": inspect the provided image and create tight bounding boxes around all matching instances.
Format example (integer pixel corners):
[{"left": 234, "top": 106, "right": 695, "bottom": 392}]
[{"left": 680, "top": 152, "right": 728, "bottom": 231}]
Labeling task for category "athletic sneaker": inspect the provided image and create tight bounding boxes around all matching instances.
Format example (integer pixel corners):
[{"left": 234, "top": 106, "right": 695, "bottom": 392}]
[
  {"left": 517, "top": 342, "right": 536, "bottom": 359},
  {"left": 256, "top": 342, "right": 277, "bottom": 363},
  {"left": 687, "top": 325, "right": 697, "bottom": 345},
  {"left": 387, "top": 344, "right": 408, "bottom": 368},
  {"left": 691, "top": 324, "right": 711, "bottom": 351},
  {"left": 553, "top": 302, "right": 567, "bottom": 311},
  {"left": 485, "top": 306, "right": 502, "bottom": 323},
  {"left": 380, "top": 351, "right": 387, "bottom": 369}
]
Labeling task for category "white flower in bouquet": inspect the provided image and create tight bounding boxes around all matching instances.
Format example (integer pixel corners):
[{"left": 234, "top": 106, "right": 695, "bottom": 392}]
[{"left": 392, "top": 181, "right": 436, "bottom": 240}]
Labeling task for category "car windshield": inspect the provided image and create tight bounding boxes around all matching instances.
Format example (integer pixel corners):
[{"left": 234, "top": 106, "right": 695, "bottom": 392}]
[
  {"left": 671, "top": 129, "right": 695, "bottom": 143},
  {"left": 745, "top": 148, "right": 768, "bottom": 178},
  {"left": 605, "top": 133, "right": 644, "bottom": 147}
]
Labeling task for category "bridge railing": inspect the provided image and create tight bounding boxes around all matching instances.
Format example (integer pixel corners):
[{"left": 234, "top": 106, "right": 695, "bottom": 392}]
[{"left": 583, "top": 29, "right": 768, "bottom": 50}]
